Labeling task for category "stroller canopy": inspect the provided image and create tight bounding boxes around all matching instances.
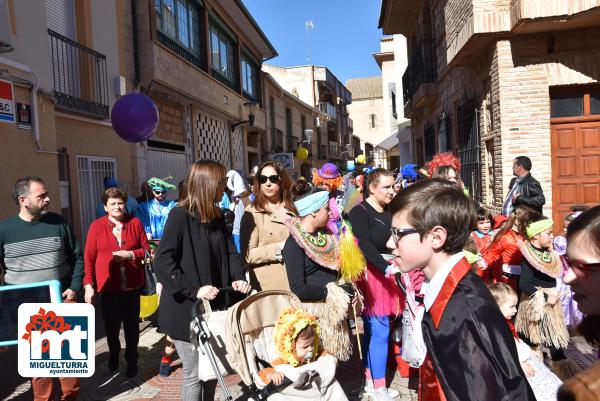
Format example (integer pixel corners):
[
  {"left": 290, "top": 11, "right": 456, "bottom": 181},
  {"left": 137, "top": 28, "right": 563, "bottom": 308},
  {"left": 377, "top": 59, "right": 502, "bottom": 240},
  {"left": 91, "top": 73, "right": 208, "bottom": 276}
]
[{"left": 225, "top": 290, "right": 300, "bottom": 386}]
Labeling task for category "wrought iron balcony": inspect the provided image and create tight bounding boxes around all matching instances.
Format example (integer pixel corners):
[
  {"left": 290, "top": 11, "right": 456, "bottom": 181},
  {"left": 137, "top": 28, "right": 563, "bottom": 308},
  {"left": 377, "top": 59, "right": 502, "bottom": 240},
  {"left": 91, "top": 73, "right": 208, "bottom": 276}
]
[
  {"left": 48, "top": 29, "right": 109, "bottom": 119},
  {"left": 271, "top": 128, "right": 284, "bottom": 153},
  {"left": 319, "top": 102, "right": 337, "bottom": 119},
  {"left": 402, "top": 39, "right": 436, "bottom": 113},
  {"left": 328, "top": 141, "right": 339, "bottom": 158},
  {"left": 287, "top": 135, "right": 298, "bottom": 153}
]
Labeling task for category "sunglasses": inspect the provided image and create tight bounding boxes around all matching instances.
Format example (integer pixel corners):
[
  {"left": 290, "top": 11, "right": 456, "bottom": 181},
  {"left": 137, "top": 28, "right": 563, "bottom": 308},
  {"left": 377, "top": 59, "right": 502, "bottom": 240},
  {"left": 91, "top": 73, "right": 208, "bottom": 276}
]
[
  {"left": 390, "top": 227, "right": 419, "bottom": 244},
  {"left": 153, "top": 190, "right": 166, "bottom": 195},
  {"left": 563, "top": 256, "right": 600, "bottom": 278},
  {"left": 259, "top": 174, "right": 280, "bottom": 184}
]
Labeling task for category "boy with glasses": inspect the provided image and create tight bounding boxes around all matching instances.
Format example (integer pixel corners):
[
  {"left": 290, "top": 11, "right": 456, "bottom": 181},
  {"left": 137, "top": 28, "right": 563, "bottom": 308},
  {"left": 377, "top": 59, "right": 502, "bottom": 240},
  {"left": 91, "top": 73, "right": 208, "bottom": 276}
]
[
  {"left": 386, "top": 178, "right": 534, "bottom": 401},
  {"left": 135, "top": 177, "right": 177, "bottom": 240}
]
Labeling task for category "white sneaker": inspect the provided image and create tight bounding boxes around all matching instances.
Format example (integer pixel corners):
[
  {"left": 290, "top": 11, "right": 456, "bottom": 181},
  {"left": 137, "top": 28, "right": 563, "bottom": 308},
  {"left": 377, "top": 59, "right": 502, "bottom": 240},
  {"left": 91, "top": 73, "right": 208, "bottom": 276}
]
[
  {"left": 365, "top": 381, "right": 399, "bottom": 399},
  {"left": 373, "top": 387, "right": 395, "bottom": 401}
]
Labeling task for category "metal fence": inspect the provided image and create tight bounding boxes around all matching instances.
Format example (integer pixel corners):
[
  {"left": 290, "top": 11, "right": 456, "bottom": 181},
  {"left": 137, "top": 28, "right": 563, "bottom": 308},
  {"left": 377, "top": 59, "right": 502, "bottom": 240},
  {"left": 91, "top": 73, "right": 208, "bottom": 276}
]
[{"left": 457, "top": 97, "right": 482, "bottom": 205}]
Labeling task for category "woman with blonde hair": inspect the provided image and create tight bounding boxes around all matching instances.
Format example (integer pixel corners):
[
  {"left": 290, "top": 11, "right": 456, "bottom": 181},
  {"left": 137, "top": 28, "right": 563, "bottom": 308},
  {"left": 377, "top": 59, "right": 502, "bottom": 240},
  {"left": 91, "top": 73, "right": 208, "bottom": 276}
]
[
  {"left": 240, "top": 160, "right": 296, "bottom": 291},
  {"left": 154, "top": 160, "right": 251, "bottom": 401}
]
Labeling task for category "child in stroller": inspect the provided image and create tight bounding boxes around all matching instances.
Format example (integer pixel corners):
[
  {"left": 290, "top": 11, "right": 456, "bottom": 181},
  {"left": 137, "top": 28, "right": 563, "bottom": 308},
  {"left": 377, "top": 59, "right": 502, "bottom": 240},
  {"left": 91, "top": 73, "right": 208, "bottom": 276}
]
[
  {"left": 258, "top": 308, "right": 348, "bottom": 400},
  {"left": 225, "top": 291, "right": 348, "bottom": 401}
]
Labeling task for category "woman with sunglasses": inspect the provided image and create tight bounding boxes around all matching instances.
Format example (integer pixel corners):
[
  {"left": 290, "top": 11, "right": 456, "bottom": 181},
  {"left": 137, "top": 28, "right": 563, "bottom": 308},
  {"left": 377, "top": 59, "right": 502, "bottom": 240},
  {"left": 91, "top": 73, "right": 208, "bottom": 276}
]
[
  {"left": 154, "top": 160, "right": 251, "bottom": 401},
  {"left": 558, "top": 205, "right": 600, "bottom": 400},
  {"left": 135, "top": 177, "right": 177, "bottom": 241},
  {"left": 348, "top": 168, "right": 403, "bottom": 401},
  {"left": 240, "top": 161, "right": 296, "bottom": 291}
]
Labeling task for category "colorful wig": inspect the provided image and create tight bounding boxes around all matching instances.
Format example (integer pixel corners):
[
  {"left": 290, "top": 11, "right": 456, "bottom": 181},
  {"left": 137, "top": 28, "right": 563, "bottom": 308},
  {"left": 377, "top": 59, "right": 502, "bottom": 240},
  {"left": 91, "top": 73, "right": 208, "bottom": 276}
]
[
  {"left": 312, "top": 166, "right": 343, "bottom": 192},
  {"left": 426, "top": 152, "right": 461, "bottom": 177}
]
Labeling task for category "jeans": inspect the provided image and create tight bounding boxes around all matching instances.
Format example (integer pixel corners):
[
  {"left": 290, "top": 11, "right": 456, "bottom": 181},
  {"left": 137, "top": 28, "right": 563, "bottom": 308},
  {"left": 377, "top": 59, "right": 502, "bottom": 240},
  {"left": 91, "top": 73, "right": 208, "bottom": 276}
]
[
  {"left": 100, "top": 289, "right": 140, "bottom": 368},
  {"left": 172, "top": 339, "right": 216, "bottom": 401}
]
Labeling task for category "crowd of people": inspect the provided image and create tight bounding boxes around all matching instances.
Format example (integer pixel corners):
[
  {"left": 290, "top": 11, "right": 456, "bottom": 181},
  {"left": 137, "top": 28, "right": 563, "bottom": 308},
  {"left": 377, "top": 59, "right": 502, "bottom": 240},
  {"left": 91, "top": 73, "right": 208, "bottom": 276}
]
[{"left": 0, "top": 151, "right": 599, "bottom": 401}]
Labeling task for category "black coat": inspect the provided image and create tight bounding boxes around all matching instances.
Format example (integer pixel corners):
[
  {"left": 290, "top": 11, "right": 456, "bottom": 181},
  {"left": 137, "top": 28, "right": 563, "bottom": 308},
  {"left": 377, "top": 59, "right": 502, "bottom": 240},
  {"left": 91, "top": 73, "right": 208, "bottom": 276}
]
[
  {"left": 422, "top": 262, "right": 535, "bottom": 401},
  {"left": 510, "top": 173, "right": 545, "bottom": 213},
  {"left": 154, "top": 206, "right": 245, "bottom": 341}
]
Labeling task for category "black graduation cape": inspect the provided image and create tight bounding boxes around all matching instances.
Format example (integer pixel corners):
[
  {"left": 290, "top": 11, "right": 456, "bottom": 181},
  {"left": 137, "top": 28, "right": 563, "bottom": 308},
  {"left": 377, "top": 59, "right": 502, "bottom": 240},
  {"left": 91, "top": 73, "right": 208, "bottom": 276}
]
[{"left": 421, "top": 258, "right": 536, "bottom": 401}]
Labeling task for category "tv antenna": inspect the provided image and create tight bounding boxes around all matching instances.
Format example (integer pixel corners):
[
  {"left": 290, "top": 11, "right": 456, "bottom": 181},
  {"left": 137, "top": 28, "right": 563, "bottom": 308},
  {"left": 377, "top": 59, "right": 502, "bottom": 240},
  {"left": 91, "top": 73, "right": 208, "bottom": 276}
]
[{"left": 305, "top": 19, "right": 314, "bottom": 64}]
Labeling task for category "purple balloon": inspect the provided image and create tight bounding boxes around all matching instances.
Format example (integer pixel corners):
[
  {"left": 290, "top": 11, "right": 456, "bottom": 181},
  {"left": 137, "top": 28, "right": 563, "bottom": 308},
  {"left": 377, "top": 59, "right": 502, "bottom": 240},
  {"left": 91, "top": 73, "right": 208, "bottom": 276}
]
[{"left": 111, "top": 93, "right": 159, "bottom": 143}]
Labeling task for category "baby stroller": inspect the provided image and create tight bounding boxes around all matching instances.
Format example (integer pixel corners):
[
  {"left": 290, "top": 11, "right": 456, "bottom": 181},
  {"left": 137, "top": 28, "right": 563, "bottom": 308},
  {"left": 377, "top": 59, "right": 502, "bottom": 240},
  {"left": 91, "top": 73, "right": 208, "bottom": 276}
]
[{"left": 190, "top": 290, "right": 299, "bottom": 401}]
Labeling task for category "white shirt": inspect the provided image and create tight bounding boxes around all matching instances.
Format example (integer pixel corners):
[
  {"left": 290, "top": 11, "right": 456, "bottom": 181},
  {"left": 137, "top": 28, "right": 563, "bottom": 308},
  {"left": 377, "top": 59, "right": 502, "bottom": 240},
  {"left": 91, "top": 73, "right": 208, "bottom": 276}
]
[{"left": 423, "top": 252, "right": 465, "bottom": 312}]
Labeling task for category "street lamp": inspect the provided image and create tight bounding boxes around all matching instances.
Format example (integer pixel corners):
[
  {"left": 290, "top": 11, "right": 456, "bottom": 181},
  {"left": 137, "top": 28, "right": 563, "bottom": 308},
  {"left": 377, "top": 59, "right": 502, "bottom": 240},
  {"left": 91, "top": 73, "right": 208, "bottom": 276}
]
[{"left": 230, "top": 102, "right": 257, "bottom": 132}]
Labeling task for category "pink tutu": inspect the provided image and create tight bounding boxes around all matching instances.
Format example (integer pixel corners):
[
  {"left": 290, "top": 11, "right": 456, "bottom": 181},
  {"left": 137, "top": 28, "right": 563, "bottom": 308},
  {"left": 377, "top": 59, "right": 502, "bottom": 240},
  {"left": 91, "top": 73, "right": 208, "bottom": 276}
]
[{"left": 357, "top": 263, "right": 405, "bottom": 317}]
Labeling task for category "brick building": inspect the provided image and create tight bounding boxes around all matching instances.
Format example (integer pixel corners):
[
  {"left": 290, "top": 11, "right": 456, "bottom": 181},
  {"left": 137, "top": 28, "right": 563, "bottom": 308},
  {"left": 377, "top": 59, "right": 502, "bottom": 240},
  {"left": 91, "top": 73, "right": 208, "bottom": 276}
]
[
  {"left": 262, "top": 65, "right": 356, "bottom": 164},
  {"left": 380, "top": 0, "right": 600, "bottom": 227},
  {"left": 121, "top": 0, "right": 277, "bottom": 190},
  {"left": 345, "top": 77, "right": 384, "bottom": 165},
  {"left": 1, "top": 0, "right": 135, "bottom": 242},
  {"left": 263, "top": 73, "right": 327, "bottom": 180}
]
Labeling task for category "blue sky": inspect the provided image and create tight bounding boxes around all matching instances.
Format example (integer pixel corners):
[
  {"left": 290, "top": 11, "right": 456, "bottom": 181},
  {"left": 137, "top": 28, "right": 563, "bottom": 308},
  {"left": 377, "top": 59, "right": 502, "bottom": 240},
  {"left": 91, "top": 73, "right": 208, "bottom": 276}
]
[{"left": 243, "top": 0, "right": 383, "bottom": 84}]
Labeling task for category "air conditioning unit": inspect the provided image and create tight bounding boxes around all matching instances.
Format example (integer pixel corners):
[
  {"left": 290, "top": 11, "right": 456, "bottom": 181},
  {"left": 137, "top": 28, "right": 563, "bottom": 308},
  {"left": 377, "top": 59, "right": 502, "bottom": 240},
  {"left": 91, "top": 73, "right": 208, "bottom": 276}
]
[{"left": 0, "top": 0, "right": 14, "bottom": 53}]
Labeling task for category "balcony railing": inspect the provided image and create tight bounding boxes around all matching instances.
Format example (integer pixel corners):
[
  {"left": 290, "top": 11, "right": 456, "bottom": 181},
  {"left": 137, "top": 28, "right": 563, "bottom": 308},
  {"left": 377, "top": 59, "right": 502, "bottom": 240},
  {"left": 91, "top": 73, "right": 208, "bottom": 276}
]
[
  {"left": 402, "top": 39, "right": 436, "bottom": 108},
  {"left": 328, "top": 141, "right": 339, "bottom": 158},
  {"left": 319, "top": 102, "right": 337, "bottom": 119},
  {"left": 271, "top": 128, "right": 284, "bottom": 153},
  {"left": 319, "top": 144, "right": 327, "bottom": 160},
  {"left": 287, "top": 135, "right": 299, "bottom": 152},
  {"left": 48, "top": 29, "right": 109, "bottom": 119}
]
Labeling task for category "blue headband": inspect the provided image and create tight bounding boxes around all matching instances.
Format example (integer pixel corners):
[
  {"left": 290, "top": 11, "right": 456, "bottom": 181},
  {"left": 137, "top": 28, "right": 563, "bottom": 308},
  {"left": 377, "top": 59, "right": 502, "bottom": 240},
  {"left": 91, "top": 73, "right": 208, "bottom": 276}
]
[{"left": 294, "top": 191, "right": 329, "bottom": 217}]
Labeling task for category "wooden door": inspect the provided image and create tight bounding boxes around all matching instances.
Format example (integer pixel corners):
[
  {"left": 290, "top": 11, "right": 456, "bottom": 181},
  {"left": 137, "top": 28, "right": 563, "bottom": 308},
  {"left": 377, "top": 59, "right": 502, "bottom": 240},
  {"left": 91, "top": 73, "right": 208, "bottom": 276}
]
[{"left": 551, "top": 121, "right": 600, "bottom": 232}]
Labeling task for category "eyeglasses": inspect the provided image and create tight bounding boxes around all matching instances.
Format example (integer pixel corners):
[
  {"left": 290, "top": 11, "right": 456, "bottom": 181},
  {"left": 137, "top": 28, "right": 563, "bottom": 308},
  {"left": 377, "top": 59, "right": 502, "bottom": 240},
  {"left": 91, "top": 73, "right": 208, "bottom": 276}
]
[
  {"left": 153, "top": 190, "right": 166, "bottom": 195},
  {"left": 564, "top": 256, "right": 600, "bottom": 278},
  {"left": 390, "top": 227, "right": 419, "bottom": 244},
  {"left": 259, "top": 175, "right": 280, "bottom": 184}
]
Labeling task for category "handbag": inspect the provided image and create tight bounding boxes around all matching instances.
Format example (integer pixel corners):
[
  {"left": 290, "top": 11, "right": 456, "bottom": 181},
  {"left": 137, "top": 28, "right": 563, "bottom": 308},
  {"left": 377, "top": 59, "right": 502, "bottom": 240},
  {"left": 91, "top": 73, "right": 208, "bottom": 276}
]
[
  {"left": 400, "top": 272, "right": 427, "bottom": 368},
  {"left": 191, "top": 298, "right": 235, "bottom": 381},
  {"left": 141, "top": 250, "right": 157, "bottom": 296}
]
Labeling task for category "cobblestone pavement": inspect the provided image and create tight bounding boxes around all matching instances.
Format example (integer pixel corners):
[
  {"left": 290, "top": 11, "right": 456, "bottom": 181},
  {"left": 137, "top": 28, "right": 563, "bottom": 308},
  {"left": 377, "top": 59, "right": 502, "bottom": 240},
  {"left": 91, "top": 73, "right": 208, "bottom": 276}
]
[{"left": 1, "top": 318, "right": 596, "bottom": 401}]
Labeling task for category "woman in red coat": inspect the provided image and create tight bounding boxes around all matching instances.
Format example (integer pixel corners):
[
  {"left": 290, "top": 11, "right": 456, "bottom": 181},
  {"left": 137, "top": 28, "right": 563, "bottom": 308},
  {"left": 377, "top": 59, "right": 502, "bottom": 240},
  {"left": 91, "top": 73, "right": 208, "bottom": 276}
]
[{"left": 83, "top": 187, "right": 149, "bottom": 377}]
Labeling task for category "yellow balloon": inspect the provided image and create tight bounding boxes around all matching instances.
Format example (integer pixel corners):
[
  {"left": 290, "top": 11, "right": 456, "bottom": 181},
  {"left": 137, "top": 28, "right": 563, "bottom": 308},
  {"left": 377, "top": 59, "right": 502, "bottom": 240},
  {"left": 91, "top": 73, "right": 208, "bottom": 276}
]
[
  {"left": 296, "top": 147, "right": 309, "bottom": 161},
  {"left": 356, "top": 154, "right": 366, "bottom": 164},
  {"left": 139, "top": 294, "right": 159, "bottom": 318}
]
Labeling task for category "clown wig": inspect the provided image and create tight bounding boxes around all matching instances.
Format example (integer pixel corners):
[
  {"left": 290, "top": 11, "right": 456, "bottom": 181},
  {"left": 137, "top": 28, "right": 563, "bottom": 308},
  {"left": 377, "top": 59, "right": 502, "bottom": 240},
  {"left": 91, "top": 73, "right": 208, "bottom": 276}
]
[
  {"left": 312, "top": 169, "right": 343, "bottom": 192},
  {"left": 426, "top": 152, "right": 461, "bottom": 177}
]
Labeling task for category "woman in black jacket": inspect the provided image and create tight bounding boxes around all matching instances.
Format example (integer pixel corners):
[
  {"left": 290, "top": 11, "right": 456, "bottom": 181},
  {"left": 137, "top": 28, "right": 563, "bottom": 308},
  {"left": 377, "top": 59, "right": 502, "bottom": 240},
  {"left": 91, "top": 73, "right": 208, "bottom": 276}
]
[{"left": 154, "top": 160, "right": 250, "bottom": 401}]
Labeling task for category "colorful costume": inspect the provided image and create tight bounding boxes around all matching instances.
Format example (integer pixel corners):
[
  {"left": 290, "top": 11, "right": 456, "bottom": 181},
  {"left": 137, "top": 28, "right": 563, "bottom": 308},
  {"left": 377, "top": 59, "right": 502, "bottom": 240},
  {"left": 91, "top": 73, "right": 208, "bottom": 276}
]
[
  {"left": 282, "top": 192, "right": 352, "bottom": 361},
  {"left": 515, "top": 234, "right": 569, "bottom": 350},
  {"left": 135, "top": 177, "right": 177, "bottom": 240},
  {"left": 481, "top": 229, "right": 523, "bottom": 292},
  {"left": 419, "top": 256, "right": 535, "bottom": 401},
  {"left": 470, "top": 230, "right": 494, "bottom": 282},
  {"left": 553, "top": 235, "right": 584, "bottom": 328},
  {"left": 257, "top": 308, "right": 348, "bottom": 400},
  {"left": 311, "top": 163, "right": 343, "bottom": 235}
]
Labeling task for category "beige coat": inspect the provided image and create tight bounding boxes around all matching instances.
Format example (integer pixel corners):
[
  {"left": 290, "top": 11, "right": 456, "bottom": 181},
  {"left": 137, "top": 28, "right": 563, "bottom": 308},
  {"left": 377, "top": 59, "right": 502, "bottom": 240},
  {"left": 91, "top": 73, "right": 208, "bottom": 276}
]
[{"left": 240, "top": 204, "right": 295, "bottom": 291}]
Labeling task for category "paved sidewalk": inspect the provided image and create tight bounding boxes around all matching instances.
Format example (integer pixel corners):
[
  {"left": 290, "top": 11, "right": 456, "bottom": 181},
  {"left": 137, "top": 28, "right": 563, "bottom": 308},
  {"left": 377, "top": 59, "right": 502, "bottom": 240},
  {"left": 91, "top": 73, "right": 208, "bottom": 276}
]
[{"left": 2, "top": 317, "right": 596, "bottom": 401}]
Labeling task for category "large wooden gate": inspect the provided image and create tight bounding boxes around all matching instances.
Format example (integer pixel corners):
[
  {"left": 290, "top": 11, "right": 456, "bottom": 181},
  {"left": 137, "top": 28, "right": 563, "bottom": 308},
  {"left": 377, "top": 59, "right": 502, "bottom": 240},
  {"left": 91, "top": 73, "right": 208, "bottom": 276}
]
[{"left": 551, "top": 121, "right": 600, "bottom": 228}]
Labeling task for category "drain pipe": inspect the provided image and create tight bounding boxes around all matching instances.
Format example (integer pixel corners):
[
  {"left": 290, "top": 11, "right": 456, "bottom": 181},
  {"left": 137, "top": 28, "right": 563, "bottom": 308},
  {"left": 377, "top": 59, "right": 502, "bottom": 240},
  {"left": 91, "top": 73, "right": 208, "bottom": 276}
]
[{"left": 0, "top": 56, "right": 56, "bottom": 154}]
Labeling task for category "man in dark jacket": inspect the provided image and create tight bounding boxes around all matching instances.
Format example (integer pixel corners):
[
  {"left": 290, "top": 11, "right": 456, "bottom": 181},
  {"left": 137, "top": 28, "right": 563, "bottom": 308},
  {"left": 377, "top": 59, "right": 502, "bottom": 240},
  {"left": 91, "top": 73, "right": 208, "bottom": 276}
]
[{"left": 503, "top": 156, "right": 545, "bottom": 215}]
